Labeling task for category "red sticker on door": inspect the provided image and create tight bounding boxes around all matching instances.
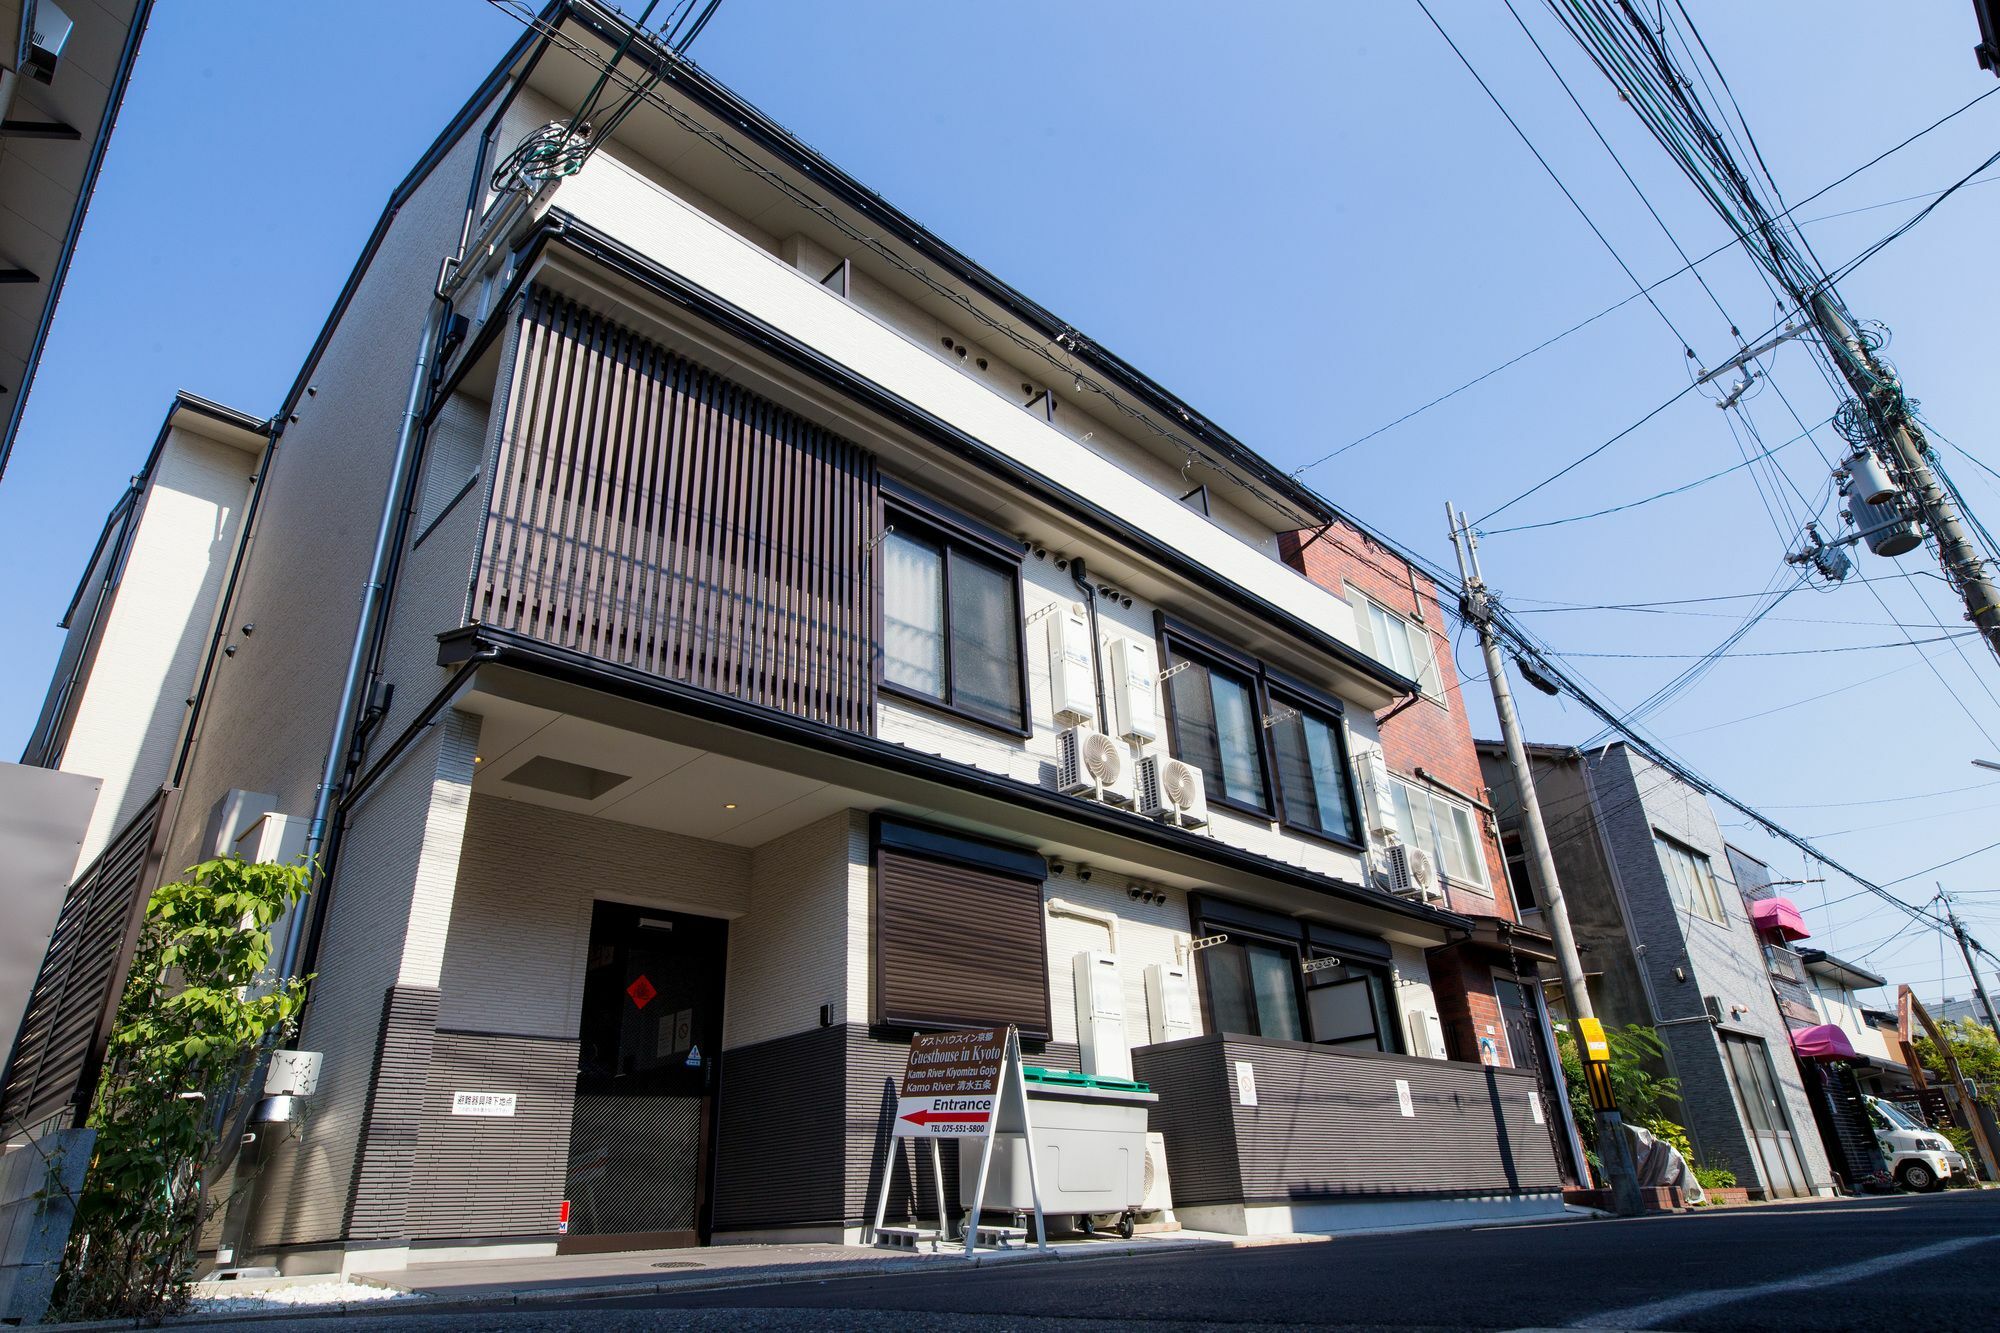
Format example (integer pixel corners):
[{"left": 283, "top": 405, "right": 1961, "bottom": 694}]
[{"left": 626, "top": 975, "right": 657, "bottom": 1009}]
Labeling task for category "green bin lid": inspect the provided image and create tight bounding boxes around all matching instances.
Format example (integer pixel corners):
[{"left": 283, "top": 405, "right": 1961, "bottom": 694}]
[{"left": 1023, "top": 1064, "right": 1151, "bottom": 1094}]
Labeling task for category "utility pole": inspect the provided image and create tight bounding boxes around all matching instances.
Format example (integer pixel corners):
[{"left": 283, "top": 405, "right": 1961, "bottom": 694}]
[
  {"left": 1814, "top": 298, "right": 2000, "bottom": 663},
  {"left": 1448, "top": 502, "right": 1641, "bottom": 1217},
  {"left": 1939, "top": 886, "right": 2000, "bottom": 1040}
]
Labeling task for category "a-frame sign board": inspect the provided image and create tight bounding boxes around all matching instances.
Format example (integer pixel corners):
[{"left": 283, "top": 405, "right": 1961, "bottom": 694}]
[{"left": 869, "top": 1024, "right": 1047, "bottom": 1257}]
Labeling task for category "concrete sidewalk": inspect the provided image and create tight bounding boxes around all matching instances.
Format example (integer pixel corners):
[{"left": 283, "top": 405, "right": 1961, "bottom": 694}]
[{"left": 373, "top": 1228, "right": 1298, "bottom": 1305}]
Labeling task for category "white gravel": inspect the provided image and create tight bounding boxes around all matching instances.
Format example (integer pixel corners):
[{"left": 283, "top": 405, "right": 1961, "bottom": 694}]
[{"left": 190, "top": 1278, "right": 422, "bottom": 1314}]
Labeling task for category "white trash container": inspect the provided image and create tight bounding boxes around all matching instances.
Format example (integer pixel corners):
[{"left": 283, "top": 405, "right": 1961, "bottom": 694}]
[{"left": 960, "top": 1066, "right": 1156, "bottom": 1230}]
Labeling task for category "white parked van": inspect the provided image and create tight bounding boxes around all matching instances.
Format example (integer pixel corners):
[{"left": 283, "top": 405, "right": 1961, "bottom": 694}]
[{"left": 1864, "top": 1095, "right": 1965, "bottom": 1192}]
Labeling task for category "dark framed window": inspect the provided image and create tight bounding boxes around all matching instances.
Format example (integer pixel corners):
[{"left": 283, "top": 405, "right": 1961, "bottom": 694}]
[
  {"left": 1268, "top": 691, "right": 1361, "bottom": 844},
  {"left": 1158, "top": 619, "right": 1363, "bottom": 844},
  {"left": 1192, "top": 897, "right": 1400, "bottom": 1052},
  {"left": 1163, "top": 643, "right": 1270, "bottom": 815},
  {"left": 1201, "top": 938, "right": 1306, "bottom": 1041},
  {"left": 1502, "top": 831, "right": 1538, "bottom": 914},
  {"left": 880, "top": 503, "right": 1027, "bottom": 732},
  {"left": 1302, "top": 956, "right": 1396, "bottom": 1052}
]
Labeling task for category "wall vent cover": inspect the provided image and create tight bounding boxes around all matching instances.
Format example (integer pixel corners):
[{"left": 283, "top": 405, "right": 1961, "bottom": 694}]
[{"left": 501, "top": 755, "right": 631, "bottom": 801}]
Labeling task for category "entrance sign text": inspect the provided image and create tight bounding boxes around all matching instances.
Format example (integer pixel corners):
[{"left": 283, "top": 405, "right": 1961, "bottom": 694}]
[{"left": 894, "top": 1026, "right": 1004, "bottom": 1138}]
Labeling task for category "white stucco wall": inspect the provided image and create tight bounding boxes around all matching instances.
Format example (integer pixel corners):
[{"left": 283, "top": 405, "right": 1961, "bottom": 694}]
[{"left": 58, "top": 422, "right": 255, "bottom": 873}]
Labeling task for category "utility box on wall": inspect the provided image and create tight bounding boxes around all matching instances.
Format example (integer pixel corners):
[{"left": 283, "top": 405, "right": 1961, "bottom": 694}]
[{"left": 1073, "top": 950, "right": 1133, "bottom": 1081}]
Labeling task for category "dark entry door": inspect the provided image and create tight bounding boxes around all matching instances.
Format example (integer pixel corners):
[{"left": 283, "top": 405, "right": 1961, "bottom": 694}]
[
  {"left": 562, "top": 902, "right": 728, "bottom": 1250},
  {"left": 1494, "top": 976, "right": 1579, "bottom": 1182}
]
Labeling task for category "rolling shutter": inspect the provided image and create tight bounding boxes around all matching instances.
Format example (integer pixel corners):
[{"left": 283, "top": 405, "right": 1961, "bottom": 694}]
[{"left": 874, "top": 821, "right": 1049, "bottom": 1038}]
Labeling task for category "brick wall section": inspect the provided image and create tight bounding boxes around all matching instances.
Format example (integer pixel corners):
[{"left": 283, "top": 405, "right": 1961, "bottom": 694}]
[{"left": 1279, "top": 521, "right": 1512, "bottom": 922}]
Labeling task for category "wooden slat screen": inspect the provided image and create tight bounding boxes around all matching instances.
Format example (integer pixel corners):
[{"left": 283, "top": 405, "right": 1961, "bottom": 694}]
[
  {"left": 475, "top": 287, "right": 880, "bottom": 733},
  {"left": 875, "top": 848, "right": 1050, "bottom": 1039},
  {"left": 0, "top": 787, "right": 175, "bottom": 1136}
]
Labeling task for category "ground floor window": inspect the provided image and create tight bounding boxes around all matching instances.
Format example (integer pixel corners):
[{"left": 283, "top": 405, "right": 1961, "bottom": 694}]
[{"left": 1192, "top": 899, "right": 1400, "bottom": 1052}]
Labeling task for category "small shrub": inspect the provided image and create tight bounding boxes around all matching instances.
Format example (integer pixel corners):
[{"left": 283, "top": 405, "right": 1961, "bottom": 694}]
[
  {"left": 52, "top": 857, "right": 310, "bottom": 1323},
  {"left": 1644, "top": 1117, "right": 1693, "bottom": 1162},
  {"left": 1693, "top": 1162, "right": 1738, "bottom": 1191}
]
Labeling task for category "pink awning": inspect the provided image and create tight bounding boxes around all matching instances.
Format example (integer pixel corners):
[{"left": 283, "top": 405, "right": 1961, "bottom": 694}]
[
  {"left": 1751, "top": 896, "right": 1809, "bottom": 941},
  {"left": 1790, "top": 1023, "right": 1857, "bottom": 1060}
]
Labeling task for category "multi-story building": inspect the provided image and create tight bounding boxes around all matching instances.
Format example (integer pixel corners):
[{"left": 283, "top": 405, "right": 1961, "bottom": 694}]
[
  {"left": 1280, "top": 519, "right": 1578, "bottom": 1178},
  {"left": 1477, "top": 739, "right": 1833, "bottom": 1199},
  {"left": 1729, "top": 845, "right": 1891, "bottom": 1190},
  {"left": 10, "top": 2, "right": 1568, "bottom": 1275}
]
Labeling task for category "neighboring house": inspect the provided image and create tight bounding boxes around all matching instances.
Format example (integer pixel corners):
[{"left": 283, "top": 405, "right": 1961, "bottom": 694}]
[
  {"left": 1282, "top": 518, "right": 1580, "bottom": 1179},
  {"left": 1477, "top": 739, "right": 1834, "bottom": 1199},
  {"left": 8, "top": 1, "right": 1563, "bottom": 1275},
  {"left": 19, "top": 394, "right": 269, "bottom": 875},
  {"left": 0, "top": 0, "right": 154, "bottom": 478},
  {"left": 1729, "top": 845, "right": 1892, "bottom": 1191}
]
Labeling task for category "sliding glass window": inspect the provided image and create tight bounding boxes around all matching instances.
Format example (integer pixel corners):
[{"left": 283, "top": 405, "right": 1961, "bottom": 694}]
[{"left": 881, "top": 516, "right": 1026, "bottom": 730}]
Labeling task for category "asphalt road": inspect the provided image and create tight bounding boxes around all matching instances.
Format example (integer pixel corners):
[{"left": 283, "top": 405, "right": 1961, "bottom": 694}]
[{"left": 176, "top": 1190, "right": 2000, "bottom": 1332}]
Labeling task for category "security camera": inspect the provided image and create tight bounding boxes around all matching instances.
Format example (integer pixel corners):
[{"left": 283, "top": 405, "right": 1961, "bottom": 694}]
[{"left": 1077, "top": 866, "right": 1092, "bottom": 883}]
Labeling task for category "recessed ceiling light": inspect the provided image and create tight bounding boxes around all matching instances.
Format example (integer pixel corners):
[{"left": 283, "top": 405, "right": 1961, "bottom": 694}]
[
  {"left": 473, "top": 756, "right": 483, "bottom": 764},
  {"left": 724, "top": 802, "right": 737, "bottom": 810}
]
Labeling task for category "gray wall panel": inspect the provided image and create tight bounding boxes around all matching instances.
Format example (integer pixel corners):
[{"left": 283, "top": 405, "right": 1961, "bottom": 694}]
[{"left": 409, "top": 1029, "right": 577, "bottom": 1240}]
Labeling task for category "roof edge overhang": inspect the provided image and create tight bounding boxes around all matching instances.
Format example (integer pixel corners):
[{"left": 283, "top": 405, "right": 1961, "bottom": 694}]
[
  {"left": 440, "top": 623, "right": 1471, "bottom": 944},
  {"left": 553, "top": 0, "right": 1347, "bottom": 535},
  {"left": 518, "top": 216, "right": 1418, "bottom": 707}
]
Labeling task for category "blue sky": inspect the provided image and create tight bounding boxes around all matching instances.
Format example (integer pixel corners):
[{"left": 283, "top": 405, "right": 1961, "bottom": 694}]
[{"left": 2, "top": 1, "right": 1998, "bottom": 1007}]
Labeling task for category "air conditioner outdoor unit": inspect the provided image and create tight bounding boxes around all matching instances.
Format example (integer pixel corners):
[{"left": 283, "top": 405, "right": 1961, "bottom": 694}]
[
  {"left": 1385, "top": 841, "right": 1442, "bottom": 902},
  {"left": 1058, "top": 725, "right": 1132, "bottom": 805},
  {"left": 1134, "top": 754, "right": 1208, "bottom": 828},
  {"left": 1138, "top": 1131, "right": 1176, "bottom": 1225}
]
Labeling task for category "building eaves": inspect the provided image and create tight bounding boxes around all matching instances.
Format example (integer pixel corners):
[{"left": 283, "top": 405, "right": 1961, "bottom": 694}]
[
  {"left": 558, "top": 0, "right": 1342, "bottom": 534},
  {"left": 443, "top": 622, "right": 1471, "bottom": 939}
]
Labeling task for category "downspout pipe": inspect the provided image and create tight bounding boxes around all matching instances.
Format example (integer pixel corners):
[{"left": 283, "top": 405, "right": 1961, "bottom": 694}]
[
  {"left": 284, "top": 294, "right": 450, "bottom": 980},
  {"left": 1067, "top": 555, "right": 1112, "bottom": 733}
]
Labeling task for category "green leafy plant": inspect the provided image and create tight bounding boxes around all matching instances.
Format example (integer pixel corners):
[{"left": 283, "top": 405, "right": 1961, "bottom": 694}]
[
  {"left": 1913, "top": 1019, "right": 1999, "bottom": 1111},
  {"left": 1555, "top": 1022, "right": 1683, "bottom": 1157},
  {"left": 1642, "top": 1117, "right": 1693, "bottom": 1161},
  {"left": 52, "top": 858, "right": 311, "bottom": 1323},
  {"left": 1693, "top": 1162, "right": 1738, "bottom": 1191}
]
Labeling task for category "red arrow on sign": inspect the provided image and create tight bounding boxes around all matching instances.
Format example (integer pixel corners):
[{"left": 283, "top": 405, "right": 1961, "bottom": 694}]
[{"left": 898, "top": 1108, "right": 989, "bottom": 1128}]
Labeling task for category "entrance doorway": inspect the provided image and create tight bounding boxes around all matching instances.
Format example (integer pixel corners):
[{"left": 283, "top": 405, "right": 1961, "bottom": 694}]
[
  {"left": 1719, "top": 1031, "right": 1813, "bottom": 1198},
  {"left": 562, "top": 901, "right": 728, "bottom": 1250},
  {"left": 1495, "top": 975, "right": 1579, "bottom": 1182}
]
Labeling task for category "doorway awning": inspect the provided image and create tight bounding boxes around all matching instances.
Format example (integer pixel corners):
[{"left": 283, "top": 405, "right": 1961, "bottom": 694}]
[{"left": 1789, "top": 1023, "right": 1858, "bottom": 1060}]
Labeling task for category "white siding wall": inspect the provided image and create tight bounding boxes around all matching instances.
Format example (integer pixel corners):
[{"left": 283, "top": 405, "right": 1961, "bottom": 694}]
[
  {"left": 727, "top": 811, "right": 867, "bottom": 1050},
  {"left": 877, "top": 550, "right": 1373, "bottom": 888},
  {"left": 58, "top": 424, "right": 254, "bottom": 872},
  {"left": 1041, "top": 865, "right": 1201, "bottom": 1054},
  {"left": 550, "top": 152, "right": 1366, "bottom": 657}
]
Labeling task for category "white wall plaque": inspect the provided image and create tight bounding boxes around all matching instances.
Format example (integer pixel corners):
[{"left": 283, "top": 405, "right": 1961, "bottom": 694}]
[
  {"left": 1234, "top": 1060, "right": 1258, "bottom": 1106},
  {"left": 452, "top": 1091, "right": 517, "bottom": 1117},
  {"left": 1395, "top": 1079, "right": 1415, "bottom": 1118}
]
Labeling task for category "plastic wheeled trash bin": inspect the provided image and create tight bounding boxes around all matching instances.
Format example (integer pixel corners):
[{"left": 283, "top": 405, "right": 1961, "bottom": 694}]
[{"left": 959, "top": 1066, "right": 1156, "bottom": 1235}]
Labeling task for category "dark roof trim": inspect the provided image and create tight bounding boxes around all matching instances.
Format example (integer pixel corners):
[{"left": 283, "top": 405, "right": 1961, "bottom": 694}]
[
  {"left": 0, "top": 0, "right": 156, "bottom": 482},
  {"left": 532, "top": 215, "right": 1418, "bottom": 699},
  {"left": 263, "top": 18, "right": 544, "bottom": 429},
  {"left": 1797, "top": 947, "right": 1887, "bottom": 990},
  {"left": 440, "top": 623, "right": 1469, "bottom": 935},
  {"left": 558, "top": 0, "right": 1336, "bottom": 530},
  {"left": 173, "top": 391, "right": 268, "bottom": 437}
]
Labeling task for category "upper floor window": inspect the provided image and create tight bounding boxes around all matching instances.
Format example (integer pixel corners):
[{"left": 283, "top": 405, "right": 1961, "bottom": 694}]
[
  {"left": 1164, "top": 646, "right": 1269, "bottom": 814},
  {"left": 1159, "top": 619, "right": 1364, "bottom": 842},
  {"left": 1268, "top": 695, "right": 1360, "bottom": 843},
  {"left": 1502, "top": 831, "right": 1538, "bottom": 914},
  {"left": 881, "top": 506, "right": 1026, "bottom": 732},
  {"left": 1390, "top": 777, "right": 1487, "bottom": 889},
  {"left": 1348, "top": 588, "right": 1442, "bottom": 700},
  {"left": 1193, "top": 898, "right": 1400, "bottom": 1052},
  {"left": 1656, "top": 834, "right": 1727, "bottom": 924}
]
